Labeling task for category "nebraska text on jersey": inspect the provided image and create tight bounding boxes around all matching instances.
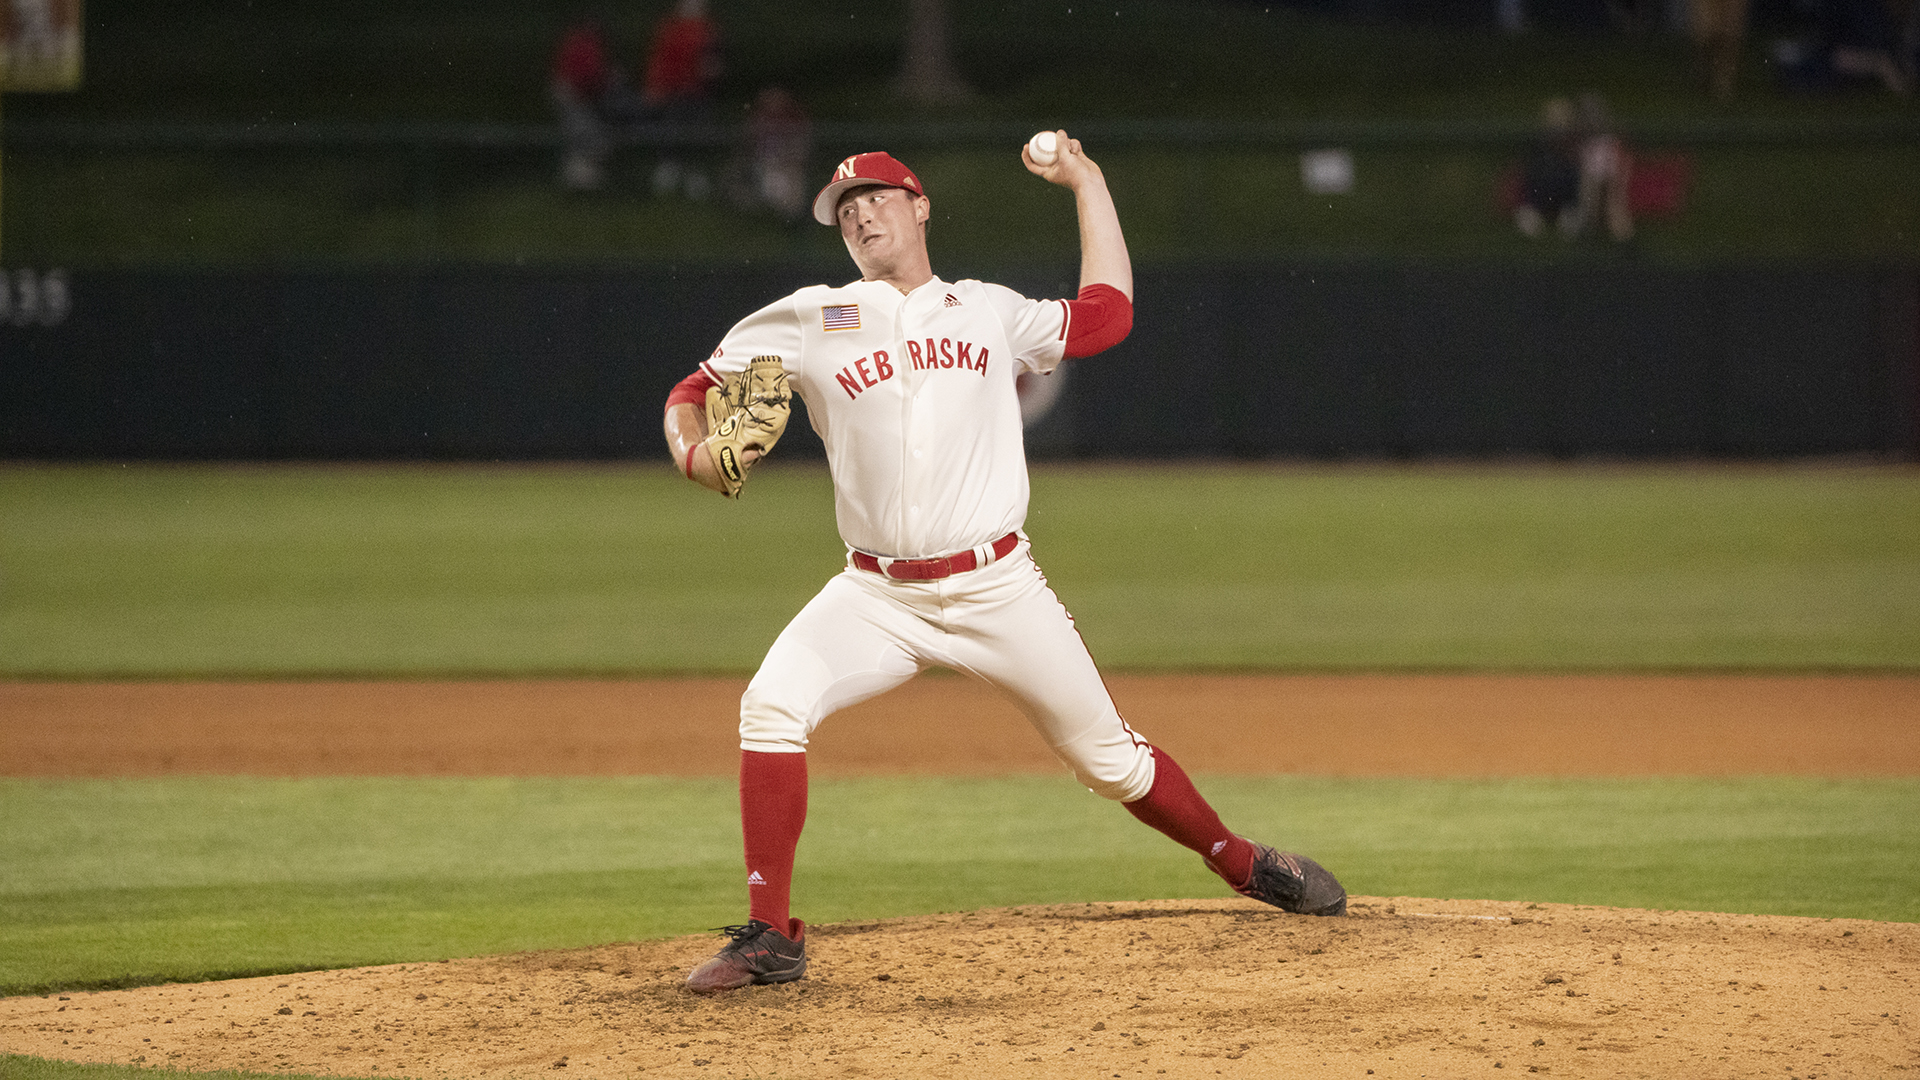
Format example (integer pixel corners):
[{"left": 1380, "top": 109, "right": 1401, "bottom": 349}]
[
  {"left": 821, "top": 305, "right": 860, "bottom": 331},
  {"left": 833, "top": 337, "right": 987, "bottom": 400}
]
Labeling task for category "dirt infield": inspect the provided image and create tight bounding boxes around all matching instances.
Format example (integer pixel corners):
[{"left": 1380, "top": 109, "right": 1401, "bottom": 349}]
[
  {"left": 3, "top": 674, "right": 1918, "bottom": 1079},
  {"left": 6, "top": 674, "right": 1919, "bottom": 777}
]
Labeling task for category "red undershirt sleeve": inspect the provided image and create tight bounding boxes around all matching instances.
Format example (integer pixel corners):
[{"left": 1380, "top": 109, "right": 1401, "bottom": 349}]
[
  {"left": 665, "top": 368, "right": 719, "bottom": 412},
  {"left": 1062, "top": 283, "right": 1134, "bottom": 359}
]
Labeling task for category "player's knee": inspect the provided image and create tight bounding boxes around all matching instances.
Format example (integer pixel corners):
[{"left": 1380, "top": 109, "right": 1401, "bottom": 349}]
[
  {"left": 738, "top": 686, "right": 810, "bottom": 753},
  {"left": 1067, "top": 737, "right": 1156, "bottom": 803}
]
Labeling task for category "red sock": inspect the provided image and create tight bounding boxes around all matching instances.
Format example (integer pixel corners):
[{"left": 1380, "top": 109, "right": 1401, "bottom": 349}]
[
  {"left": 740, "top": 749, "right": 808, "bottom": 937},
  {"left": 1123, "top": 747, "right": 1255, "bottom": 889}
]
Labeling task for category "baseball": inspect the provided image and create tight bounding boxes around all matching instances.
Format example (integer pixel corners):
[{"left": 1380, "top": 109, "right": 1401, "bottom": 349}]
[{"left": 1026, "top": 130, "right": 1059, "bottom": 166}]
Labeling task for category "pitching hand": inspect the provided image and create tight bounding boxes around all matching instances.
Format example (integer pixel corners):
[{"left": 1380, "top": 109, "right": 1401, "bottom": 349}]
[{"left": 1022, "top": 130, "right": 1104, "bottom": 191}]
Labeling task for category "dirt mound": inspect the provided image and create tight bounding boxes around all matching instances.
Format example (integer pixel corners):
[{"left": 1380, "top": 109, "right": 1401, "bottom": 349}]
[{"left": 5, "top": 897, "right": 1913, "bottom": 1079}]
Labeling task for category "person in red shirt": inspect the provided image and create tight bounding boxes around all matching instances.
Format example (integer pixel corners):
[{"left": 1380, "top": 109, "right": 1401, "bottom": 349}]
[
  {"left": 642, "top": 0, "right": 720, "bottom": 112},
  {"left": 641, "top": 0, "right": 722, "bottom": 198}
]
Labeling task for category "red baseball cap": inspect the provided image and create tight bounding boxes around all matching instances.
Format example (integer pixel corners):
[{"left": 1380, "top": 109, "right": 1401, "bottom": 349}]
[{"left": 812, "top": 152, "right": 925, "bottom": 226}]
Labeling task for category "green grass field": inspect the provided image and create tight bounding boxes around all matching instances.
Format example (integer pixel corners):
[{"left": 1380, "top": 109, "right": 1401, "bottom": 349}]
[
  {"left": 2, "top": 462, "right": 1915, "bottom": 676},
  {"left": 0, "top": 1062, "right": 348, "bottom": 1080},
  {"left": 4, "top": 775, "right": 1916, "bottom": 1000},
  {"left": 4, "top": 462, "right": 1917, "bottom": 1079}
]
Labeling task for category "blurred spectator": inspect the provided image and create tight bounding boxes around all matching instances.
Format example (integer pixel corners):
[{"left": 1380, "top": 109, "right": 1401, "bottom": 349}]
[
  {"left": 1572, "top": 93, "right": 1635, "bottom": 243},
  {"left": 724, "top": 87, "right": 814, "bottom": 222},
  {"left": 640, "top": 0, "right": 722, "bottom": 199},
  {"left": 1513, "top": 97, "right": 1583, "bottom": 239},
  {"left": 1512, "top": 95, "right": 1634, "bottom": 243},
  {"left": 8, "top": 0, "right": 64, "bottom": 66},
  {"left": 550, "top": 17, "right": 619, "bottom": 191},
  {"left": 1771, "top": 0, "right": 1912, "bottom": 92},
  {"left": 642, "top": 0, "right": 721, "bottom": 111},
  {"left": 1691, "top": 0, "right": 1752, "bottom": 98}
]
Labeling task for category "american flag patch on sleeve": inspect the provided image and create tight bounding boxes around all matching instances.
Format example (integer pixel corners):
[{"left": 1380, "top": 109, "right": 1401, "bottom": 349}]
[{"left": 821, "top": 305, "right": 861, "bottom": 331}]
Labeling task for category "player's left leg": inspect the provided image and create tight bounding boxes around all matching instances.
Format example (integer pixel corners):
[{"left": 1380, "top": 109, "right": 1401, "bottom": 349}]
[
  {"left": 940, "top": 545, "right": 1346, "bottom": 916},
  {"left": 933, "top": 543, "right": 1153, "bottom": 799}
]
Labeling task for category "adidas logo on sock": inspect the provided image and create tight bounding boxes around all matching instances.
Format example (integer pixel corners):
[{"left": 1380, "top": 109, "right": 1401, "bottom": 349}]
[
  {"left": 1210, "top": 840, "right": 1229, "bottom": 856},
  {"left": 747, "top": 871, "right": 766, "bottom": 886}
]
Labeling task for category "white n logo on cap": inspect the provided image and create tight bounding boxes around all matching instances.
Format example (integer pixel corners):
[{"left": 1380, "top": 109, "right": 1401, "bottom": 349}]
[{"left": 835, "top": 156, "right": 859, "bottom": 181}]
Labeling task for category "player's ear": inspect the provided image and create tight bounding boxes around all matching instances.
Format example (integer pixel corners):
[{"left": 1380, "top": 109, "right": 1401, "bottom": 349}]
[{"left": 913, "top": 195, "right": 931, "bottom": 225}]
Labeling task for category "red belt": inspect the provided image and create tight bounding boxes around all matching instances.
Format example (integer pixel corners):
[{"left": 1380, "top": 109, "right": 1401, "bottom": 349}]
[{"left": 851, "top": 531, "right": 1020, "bottom": 581}]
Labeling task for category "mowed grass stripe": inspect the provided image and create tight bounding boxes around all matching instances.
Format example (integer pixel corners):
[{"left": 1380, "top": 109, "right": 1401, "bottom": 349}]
[
  {"left": 2, "top": 463, "right": 1914, "bottom": 675},
  {"left": 3, "top": 776, "right": 1915, "bottom": 996},
  {"left": 0, "top": 1057, "right": 360, "bottom": 1080}
]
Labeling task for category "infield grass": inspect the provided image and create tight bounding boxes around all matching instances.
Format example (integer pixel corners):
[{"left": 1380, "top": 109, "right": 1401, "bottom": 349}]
[
  {"left": 0, "top": 1060, "right": 357, "bottom": 1080},
  {"left": 1, "top": 462, "right": 1915, "bottom": 676},
  {"left": 3, "top": 775, "right": 1915, "bottom": 998}
]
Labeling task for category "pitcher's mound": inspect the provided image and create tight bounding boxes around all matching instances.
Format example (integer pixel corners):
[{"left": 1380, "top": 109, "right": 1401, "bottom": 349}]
[{"left": 6, "top": 897, "right": 1913, "bottom": 1079}]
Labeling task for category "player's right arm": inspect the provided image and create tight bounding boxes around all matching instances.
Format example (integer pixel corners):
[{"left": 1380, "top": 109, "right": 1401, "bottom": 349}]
[
  {"left": 663, "top": 295, "right": 803, "bottom": 495},
  {"left": 1022, "top": 131, "right": 1132, "bottom": 302},
  {"left": 1020, "top": 132, "right": 1133, "bottom": 359}
]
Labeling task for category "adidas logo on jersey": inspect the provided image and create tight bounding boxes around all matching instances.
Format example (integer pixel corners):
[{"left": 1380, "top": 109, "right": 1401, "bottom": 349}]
[
  {"left": 747, "top": 871, "right": 767, "bottom": 886},
  {"left": 943, "top": 293, "right": 962, "bottom": 307}
]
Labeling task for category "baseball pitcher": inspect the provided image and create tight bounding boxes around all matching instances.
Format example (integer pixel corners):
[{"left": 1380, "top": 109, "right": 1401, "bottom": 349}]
[{"left": 663, "top": 134, "right": 1346, "bottom": 994}]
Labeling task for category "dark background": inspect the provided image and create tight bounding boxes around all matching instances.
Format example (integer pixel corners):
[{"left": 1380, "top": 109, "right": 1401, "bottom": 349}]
[
  {"left": 3, "top": 263, "right": 1912, "bottom": 459},
  {"left": 2, "top": 0, "right": 1915, "bottom": 461}
]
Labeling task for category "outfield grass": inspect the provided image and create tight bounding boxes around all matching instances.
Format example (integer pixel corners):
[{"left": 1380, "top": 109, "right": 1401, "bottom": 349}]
[
  {"left": 1, "top": 463, "right": 1914, "bottom": 676},
  {"left": 2, "top": 775, "right": 1915, "bottom": 1000}
]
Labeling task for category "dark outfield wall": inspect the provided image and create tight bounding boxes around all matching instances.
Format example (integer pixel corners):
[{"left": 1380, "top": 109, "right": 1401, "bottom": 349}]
[{"left": 1, "top": 262, "right": 1914, "bottom": 460}]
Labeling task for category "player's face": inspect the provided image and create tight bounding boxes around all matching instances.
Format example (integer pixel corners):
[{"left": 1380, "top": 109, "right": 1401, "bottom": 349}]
[{"left": 837, "top": 185, "right": 930, "bottom": 277}]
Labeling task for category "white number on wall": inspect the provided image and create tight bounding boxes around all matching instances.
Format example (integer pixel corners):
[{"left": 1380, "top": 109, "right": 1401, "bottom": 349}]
[{"left": 0, "top": 269, "right": 72, "bottom": 327}]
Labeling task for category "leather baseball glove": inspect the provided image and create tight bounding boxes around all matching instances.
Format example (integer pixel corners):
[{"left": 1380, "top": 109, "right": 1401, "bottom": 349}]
[{"left": 702, "top": 356, "right": 791, "bottom": 498}]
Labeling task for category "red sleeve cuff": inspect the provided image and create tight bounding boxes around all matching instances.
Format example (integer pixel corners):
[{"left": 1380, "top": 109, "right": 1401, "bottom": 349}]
[
  {"left": 1062, "top": 283, "right": 1133, "bottom": 359},
  {"left": 665, "top": 368, "right": 720, "bottom": 412}
]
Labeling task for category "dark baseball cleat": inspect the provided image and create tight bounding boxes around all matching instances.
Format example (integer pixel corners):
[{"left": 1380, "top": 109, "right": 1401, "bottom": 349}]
[
  {"left": 685, "top": 918, "right": 808, "bottom": 994},
  {"left": 1230, "top": 842, "right": 1348, "bottom": 916}
]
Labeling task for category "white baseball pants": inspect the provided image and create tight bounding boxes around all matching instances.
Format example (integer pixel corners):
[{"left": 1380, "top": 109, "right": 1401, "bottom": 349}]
[{"left": 738, "top": 538, "right": 1158, "bottom": 802}]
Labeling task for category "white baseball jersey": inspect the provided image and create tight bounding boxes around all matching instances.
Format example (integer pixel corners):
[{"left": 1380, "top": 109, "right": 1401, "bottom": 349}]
[{"left": 700, "top": 275, "right": 1070, "bottom": 559}]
